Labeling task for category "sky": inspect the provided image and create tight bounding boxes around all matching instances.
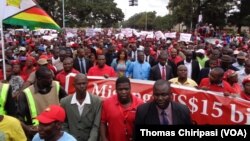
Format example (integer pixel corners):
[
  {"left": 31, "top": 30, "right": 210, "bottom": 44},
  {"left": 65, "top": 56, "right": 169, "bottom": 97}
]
[{"left": 114, "top": 0, "right": 170, "bottom": 20}]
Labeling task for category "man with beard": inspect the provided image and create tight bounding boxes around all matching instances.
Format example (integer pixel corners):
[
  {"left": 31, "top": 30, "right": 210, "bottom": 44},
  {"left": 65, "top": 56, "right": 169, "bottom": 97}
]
[
  {"left": 134, "top": 80, "right": 192, "bottom": 125},
  {"left": 32, "top": 105, "right": 76, "bottom": 141},
  {"left": 100, "top": 76, "right": 143, "bottom": 141},
  {"left": 18, "top": 66, "right": 67, "bottom": 139}
]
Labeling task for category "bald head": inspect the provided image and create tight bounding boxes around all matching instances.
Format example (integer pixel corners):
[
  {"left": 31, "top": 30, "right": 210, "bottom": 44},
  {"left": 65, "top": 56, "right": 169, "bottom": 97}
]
[
  {"left": 74, "top": 73, "right": 88, "bottom": 94},
  {"left": 177, "top": 65, "right": 187, "bottom": 70},
  {"left": 211, "top": 67, "right": 224, "bottom": 77},
  {"left": 74, "top": 73, "right": 87, "bottom": 83},
  {"left": 209, "top": 67, "right": 224, "bottom": 84},
  {"left": 177, "top": 65, "right": 188, "bottom": 78},
  {"left": 153, "top": 79, "right": 171, "bottom": 92}
]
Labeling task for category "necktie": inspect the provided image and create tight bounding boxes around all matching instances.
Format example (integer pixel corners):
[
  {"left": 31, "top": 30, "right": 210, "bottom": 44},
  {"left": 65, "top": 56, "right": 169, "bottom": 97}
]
[
  {"left": 162, "top": 66, "right": 166, "bottom": 80},
  {"left": 80, "top": 58, "right": 85, "bottom": 74},
  {"left": 161, "top": 111, "right": 169, "bottom": 125}
]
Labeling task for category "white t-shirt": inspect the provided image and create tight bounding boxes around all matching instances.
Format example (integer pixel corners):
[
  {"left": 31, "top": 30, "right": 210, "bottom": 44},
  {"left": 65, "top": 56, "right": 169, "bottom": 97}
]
[{"left": 32, "top": 131, "right": 77, "bottom": 141}]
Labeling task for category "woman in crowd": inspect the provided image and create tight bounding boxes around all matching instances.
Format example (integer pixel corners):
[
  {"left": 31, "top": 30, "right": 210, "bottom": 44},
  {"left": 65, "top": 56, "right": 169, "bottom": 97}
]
[
  {"left": 20, "top": 56, "right": 36, "bottom": 81},
  {"left": 89, "top": 53, "right": 97, "bottom": 66},
  {"left": 111, "top": 49, "right": 131, "bottom": 77}
]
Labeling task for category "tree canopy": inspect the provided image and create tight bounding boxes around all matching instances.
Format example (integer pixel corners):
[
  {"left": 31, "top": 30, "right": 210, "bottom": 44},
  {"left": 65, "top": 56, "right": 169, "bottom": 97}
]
[
  {"left": 37, "top": 0, "right": 124, "bottom": 28},
  {"left": 167, "top": 0, "right": 250, "bottom": 32},
  {"left": 122, "top": 12, "right": 174, "bottom": 31}
]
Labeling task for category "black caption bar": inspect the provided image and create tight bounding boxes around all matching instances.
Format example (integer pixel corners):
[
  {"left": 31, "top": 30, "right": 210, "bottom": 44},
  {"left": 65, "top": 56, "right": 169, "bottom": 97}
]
[{"left": 134, "top": 125, "right": 250, "bottom": 141}]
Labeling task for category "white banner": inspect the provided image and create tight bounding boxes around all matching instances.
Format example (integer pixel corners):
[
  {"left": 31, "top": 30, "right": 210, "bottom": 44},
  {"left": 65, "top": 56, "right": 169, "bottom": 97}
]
[
  {"left": 180, "top": 33, "right": 192, "bottom": 42},
  {"left": 165, "top": 32, "right": 176, "bottom": 38},
  {"left": 155, "top": 31, "right": 166, "bottom": 40},
  {"left": 86, "top": 28, "right": 95, "bottom": 37},
  {"left": 121, "top": 28, "right": 133, "bottom": 37}
]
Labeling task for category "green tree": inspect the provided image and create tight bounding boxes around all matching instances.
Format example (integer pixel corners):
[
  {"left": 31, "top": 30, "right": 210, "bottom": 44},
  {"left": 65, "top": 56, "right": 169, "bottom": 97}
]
[
  {"left": 123, "top": 12, "right": 174, "bottom": 30},
  {"left": 36, "top": 0, "right": 61, "bottom": 25},
  {"left": 123, "top": 12, "right": 157, "bottom": 30},
  {"left": 154, "top": 15, "right": 174, "bottom": 31},
  {"left": 167, "top": 0, "right": 230, "bottom": 30},
  {"left": 227, "top": 0, "right": 250, "bottom": 33},
  {"left": 37, "top": 0, "right": 124, "bottom": 27}
]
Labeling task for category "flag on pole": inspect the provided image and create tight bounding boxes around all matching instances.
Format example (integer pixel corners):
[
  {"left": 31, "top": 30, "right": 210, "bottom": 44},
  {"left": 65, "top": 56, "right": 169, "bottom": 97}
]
[{"left": 0, "top": 0, "right": 60, "bottom": 30}]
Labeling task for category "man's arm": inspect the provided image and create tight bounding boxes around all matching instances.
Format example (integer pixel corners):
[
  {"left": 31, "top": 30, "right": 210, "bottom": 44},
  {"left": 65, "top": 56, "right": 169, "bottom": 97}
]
[
  {"left": 17, "top": 92, "right": 38, "bottom": 137},
  {"left": 60, "top": 98, "right": 69, "bottom": 132},
  {"left": 100, "top": 122, "right": 109, "bottom": 141},
  {"left": 59, "top": 87, "right": 68, "bottom": 99},
  {"left": 100, "top": 101, "right": 109, "bottom": 141},
  {"left": 5, "top": 86, "right": 16, "bottom": 116},
  {"left": 126, "top": 62, "right": 134, "bottom": 78},
  {"left": 88, "top": 99, "right": 102, "bottom": 141},
  {"left": 21, "top": 71, "right": 36, "bottom": 90}
]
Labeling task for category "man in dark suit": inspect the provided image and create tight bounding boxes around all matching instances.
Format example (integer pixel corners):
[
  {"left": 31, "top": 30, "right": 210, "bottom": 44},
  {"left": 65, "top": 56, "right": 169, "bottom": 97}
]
[
  {"left": 177, "top": 50, "right": 200, "bottom": 83},
  {"left": 73, "top": 48, "right": 92, "bottom": 74},
  {"left": 135, "top": 79, "right": 192, "bottom": 125},
  {"left": 144, "top": 47, "right": 157, "bottom": 67},
  {"left": 149, "top": 52, "right": 174, "bottom": 81},
  {"left": 105, "top": 45, "right": 117, "bottom": 66},
  {"left": 197, "top": 58, "right": 218, "bottom": 84}
]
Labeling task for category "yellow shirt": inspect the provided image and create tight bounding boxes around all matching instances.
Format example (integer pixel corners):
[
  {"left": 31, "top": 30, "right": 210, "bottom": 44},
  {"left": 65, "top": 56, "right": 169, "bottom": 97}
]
[
  {"left": 169, "top": 77, "right": 198, "bottom": 87},
  {"left": 0, "top": 115, "right": 27, "bottom": 141}
]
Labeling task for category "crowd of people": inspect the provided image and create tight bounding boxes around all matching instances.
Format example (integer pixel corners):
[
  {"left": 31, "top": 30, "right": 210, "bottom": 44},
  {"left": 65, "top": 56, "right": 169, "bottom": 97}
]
[{"left": 0, "top": 26, "right": 250, "bottom": 140}]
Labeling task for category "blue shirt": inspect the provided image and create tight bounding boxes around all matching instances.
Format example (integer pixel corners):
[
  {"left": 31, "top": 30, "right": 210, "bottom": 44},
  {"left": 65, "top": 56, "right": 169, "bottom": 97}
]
[
  {"left": 32, "top": 131, "right": 77, "bottom": 141},
  {"left": 126, "top": 61, "right": 151, "bottom": 80}
]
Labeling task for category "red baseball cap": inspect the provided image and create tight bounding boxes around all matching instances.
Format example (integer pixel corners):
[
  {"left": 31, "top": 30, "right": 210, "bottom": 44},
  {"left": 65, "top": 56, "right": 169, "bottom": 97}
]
[{"left": 37, "top": 105, "right": 66, "bottom": 124}]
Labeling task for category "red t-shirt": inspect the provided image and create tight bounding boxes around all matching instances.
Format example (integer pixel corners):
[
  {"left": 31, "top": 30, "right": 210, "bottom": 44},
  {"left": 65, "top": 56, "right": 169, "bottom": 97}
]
[
  {"left": 199, "top": 78, "right": 234, "bottom": 93},
  {"left": 20, "top": 66, "right": 36, "bottom": 81},
  {"left": 101, "top": 95, "right": 143, "bottom": 141},
  {"left": 240, "top": 91, "right": 250, "bottom": 101},
  {"left": 87, "top": 65, "right": 116, "bottom": 77},
  {"left": 231, "top": 83, "right": 241, "bottom": 95},
  {"left": 168, "top": 56, "right": 183, "bottom": 65},
  {"left": 55, "top": 68, "right": 79, "bottom": 89}
]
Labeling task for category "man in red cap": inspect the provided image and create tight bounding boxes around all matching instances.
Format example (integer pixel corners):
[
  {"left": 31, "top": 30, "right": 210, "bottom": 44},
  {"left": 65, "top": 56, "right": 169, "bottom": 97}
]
[{"left": 32, "top": 105, "right": 76, "bottom": 141}]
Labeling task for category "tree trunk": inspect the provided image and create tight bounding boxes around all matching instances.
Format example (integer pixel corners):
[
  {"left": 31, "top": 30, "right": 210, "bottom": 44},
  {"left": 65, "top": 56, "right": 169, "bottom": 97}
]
[{"left": 237, "top": 24, "right": 242, "bottom": 34}]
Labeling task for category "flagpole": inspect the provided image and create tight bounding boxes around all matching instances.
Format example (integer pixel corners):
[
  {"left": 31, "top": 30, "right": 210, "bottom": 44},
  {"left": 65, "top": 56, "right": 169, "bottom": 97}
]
[{"left": 0, "top": 20, "right": 6, "bottom": 80}]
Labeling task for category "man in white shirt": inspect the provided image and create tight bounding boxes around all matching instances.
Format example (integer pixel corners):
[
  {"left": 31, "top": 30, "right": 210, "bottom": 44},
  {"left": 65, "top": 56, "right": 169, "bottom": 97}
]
[{"left": 60, "top": 74, "right": 102, "bottom": 141}]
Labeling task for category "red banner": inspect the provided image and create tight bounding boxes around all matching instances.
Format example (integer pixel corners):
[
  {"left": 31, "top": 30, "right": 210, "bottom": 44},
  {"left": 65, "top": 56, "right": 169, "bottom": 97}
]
[{"left": 87, "top": 76, "right": 250, "bottom": 125}]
